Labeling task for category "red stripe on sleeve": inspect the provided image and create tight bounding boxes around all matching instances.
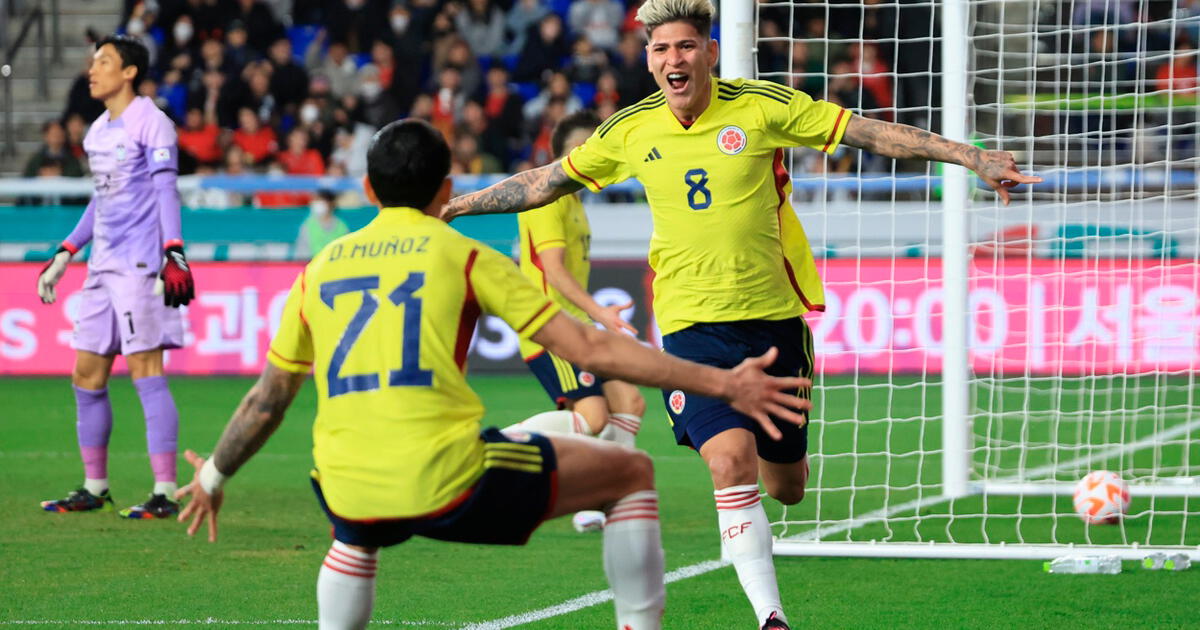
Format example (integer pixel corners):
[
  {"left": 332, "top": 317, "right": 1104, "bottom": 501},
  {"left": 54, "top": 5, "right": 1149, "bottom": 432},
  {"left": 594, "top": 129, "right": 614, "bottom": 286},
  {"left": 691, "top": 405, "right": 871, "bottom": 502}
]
[
  {"left": 822, "top": 109, "right": 847, "bottom": 153},
  {"left": 60, "top": 241, "right": 79, "bottom": 255},
  {"left": 269, "top": 347, "right": 313, "bottom": 367},
  {"left": 298, "top": 270, "right": 311, "bottom": 329},
  {"left": 516, "top": 302, "right": 554, "bottom": 334},
  {"left": 565, "top": 155, "right": 602, "bottom": 191},
  {"left": 163, "top": 239, "right": 184, "bottom": 250},
  {"left": 454, "top": 249, "right": 482, "bottom": 371}
]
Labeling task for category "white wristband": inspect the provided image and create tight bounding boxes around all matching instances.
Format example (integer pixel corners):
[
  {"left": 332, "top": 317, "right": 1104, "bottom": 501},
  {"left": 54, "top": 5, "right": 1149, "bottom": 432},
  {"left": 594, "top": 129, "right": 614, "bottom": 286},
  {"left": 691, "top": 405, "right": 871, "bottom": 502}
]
[{"left": 199, "top": 457, "right": 228, "bottom": 494}]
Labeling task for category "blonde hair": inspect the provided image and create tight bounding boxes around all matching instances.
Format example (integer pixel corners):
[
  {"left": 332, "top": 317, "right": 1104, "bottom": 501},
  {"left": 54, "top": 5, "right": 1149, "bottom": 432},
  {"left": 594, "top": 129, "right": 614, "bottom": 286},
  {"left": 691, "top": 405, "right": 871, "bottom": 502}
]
[{"left": 635, "top": 0, "right": 716, "bottom": 38}]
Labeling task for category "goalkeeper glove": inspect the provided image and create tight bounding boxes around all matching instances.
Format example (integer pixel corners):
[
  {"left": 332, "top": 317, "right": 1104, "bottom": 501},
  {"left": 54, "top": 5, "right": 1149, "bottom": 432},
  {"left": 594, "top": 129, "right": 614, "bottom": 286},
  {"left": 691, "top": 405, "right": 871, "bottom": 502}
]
[
  {"left": 37, "top": 246, "right": 71, "bottom": 304},
  {"left": 161, "top": 245, "right": 195, "bottom": 308}
]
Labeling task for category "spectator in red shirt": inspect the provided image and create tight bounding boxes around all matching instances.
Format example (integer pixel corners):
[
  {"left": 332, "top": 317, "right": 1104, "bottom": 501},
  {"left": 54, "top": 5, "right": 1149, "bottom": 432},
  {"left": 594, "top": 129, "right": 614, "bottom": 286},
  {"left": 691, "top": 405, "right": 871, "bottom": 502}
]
[
  {"left": 178, "top": 107, "right": 223, "bottom": 166},
  {"left": 254, "top": 159, "right": 310, "bottom": 208},
  {"left": 1156, "top": 43, "right": 1198, "bottom": 94},
  {"left": 232, "top": 107, "right": 278, "bottom": 165},
  {"left": 278, "top": 127, "right": 326, "bottom": 176}
]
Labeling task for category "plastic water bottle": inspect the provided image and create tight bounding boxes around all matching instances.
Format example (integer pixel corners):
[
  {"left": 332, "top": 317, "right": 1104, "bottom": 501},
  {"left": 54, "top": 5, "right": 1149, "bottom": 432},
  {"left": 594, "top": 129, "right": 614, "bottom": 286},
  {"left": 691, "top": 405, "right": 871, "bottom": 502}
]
[
  {"left": 1143, "top": 553, "right": 1192, "bottom": 571},
  {"left": 1043, "top": 555, "right": 1122, "bottom": 574}
]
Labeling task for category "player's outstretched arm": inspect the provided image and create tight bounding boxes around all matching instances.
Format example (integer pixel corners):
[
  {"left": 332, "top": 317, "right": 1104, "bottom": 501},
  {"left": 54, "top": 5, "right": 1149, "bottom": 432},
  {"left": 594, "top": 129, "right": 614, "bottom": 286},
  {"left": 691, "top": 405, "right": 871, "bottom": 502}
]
[
  {"left": 540, "top": 246, "right": 638, "bottom": 335},
  {"left": 841, "top": 115, "right": 1043, "bottom": 205},
  {"left": 531, "top": 313, "right": 810, "bottom": 439},
  {"left": 439, "top": 162, "right": 584, "bottom": 221},
  {"left": 176, "top": 363, "right": 307, "bottom": 542}
]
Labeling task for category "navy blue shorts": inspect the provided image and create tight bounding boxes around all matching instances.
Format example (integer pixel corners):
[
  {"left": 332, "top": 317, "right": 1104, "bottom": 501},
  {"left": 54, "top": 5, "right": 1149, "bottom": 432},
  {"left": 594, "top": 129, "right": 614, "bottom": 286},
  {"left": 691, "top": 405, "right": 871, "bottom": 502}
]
[
  {"left": 660, "top": 318, "right": 813, "bottom": 463},
  {"left": 312, "top": 427, "right": 558, "bottom": 548},
  {"left": 525, "top": 350, "right": 606, "bottom": 408}
]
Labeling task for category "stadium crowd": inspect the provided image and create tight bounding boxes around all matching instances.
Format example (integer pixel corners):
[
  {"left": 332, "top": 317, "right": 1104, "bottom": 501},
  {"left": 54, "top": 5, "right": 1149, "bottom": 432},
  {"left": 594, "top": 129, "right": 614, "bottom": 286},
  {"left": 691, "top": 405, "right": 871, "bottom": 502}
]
[{"left": 24, "top": 0, "right": 1200, "bottom": 207}]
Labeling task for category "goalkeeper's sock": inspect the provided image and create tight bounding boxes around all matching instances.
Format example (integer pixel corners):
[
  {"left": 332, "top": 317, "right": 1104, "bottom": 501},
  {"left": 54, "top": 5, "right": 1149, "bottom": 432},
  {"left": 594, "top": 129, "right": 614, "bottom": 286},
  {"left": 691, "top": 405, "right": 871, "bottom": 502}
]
[
  {"left": 505, "top": 410, "right": 594, "bottom": 436},
  {"left": 600, "top": 413, "right": 641, "bottom": 447},
  {"left": 318, "top": 541, "right": 377, "bottom": 630},
  {"left": 603, "top": 490, "right": 664, "bottom": 630},
  {"left": 74, "top": 385, "right": 112, "bottom": 484},
  {"left": 134, "top": 376, "right": 179, "bottom": 485},
  {"left": 715, "top": 484, "right": 786, "bottom": 627}
]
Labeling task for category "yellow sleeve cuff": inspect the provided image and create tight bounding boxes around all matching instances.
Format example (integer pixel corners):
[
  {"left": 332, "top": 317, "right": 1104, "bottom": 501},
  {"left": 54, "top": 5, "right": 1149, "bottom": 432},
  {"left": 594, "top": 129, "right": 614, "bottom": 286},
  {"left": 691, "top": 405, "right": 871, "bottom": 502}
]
[
  {"left": 515, "top": 301, "right": 562, "bottom": 339},
  {"left": 533, "top": 239, "right": 567, "bottom": 254},
  {"left": 267, "top": 347, "right": 313, "bottom": 374},
  {"left": 821, "top": 108, "right": 852, "bottom": 155},
  {"left": 561, "top": 155, "right": 604, "bottom": 193}
]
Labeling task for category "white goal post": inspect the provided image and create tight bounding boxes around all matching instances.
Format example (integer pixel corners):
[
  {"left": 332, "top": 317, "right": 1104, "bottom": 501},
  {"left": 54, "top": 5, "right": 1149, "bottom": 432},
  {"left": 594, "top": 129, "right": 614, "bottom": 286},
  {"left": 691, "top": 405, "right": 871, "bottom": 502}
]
[{"left": 732, "top": 0, "right": 1200, "bottom": 559}]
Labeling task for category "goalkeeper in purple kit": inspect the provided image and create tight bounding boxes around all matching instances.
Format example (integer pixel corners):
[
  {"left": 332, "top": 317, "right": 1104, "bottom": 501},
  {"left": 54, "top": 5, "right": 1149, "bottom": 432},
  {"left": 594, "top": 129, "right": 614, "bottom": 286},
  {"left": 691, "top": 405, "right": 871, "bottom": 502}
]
[{"left": 37, "top": 35, "right": 195, "bottom": 519}]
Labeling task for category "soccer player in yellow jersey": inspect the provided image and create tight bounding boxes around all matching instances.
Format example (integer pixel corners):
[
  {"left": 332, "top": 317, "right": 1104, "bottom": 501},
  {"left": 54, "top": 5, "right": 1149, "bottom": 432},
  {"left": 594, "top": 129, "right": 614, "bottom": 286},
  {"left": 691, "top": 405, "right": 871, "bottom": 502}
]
[
  {"left": 441, "top": 0, "right": 1042, "bottom": 626},
  {"left": 174, "top": 120, "right": 815, "bottom": 630},
  {"left": 515, "top": 111, "right": 646, "bottom": 442},
  {"left": 513, "top": 110, "right": 649, "bottom": 533}
]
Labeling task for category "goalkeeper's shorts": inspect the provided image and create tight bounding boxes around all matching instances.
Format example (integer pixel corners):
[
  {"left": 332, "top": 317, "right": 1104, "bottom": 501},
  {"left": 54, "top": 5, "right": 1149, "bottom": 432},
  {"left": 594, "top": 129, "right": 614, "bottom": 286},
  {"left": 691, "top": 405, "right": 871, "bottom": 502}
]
[
  {"left": 311, "top": 428, "right": 558, "bottom": 548},
  {"left": 660, "top": 317, "right": 814, "bottom": 464}
]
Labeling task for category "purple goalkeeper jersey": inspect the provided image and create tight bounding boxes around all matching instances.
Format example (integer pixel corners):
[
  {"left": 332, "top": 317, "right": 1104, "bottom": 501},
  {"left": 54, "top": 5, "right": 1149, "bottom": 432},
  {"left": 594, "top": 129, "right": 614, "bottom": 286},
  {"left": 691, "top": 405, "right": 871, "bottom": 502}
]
[{"left": 75, "top": 96, "right": 181, "bottom": 274}]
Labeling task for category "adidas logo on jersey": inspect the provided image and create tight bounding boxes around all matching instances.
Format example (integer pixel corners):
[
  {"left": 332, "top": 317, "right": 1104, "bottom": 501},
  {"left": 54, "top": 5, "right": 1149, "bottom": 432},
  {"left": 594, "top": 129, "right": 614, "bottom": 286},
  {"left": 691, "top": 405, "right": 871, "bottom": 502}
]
[{"left": 643, "top": 147, "right": 663, "bottom": 162}]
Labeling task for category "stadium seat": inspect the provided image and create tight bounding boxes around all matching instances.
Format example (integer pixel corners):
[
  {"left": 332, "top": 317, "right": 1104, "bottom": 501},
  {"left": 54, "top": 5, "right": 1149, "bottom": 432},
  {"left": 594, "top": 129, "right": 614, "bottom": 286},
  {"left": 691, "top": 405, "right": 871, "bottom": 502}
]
[
  {"left": 516, "top": 82, "right": 541, "bottom": 102},
  {"left": 287, "top": 25, "right": 320, "bottom": 63},
  {"left": 572, "top": 82, "right": 596, "bottom": 107}
]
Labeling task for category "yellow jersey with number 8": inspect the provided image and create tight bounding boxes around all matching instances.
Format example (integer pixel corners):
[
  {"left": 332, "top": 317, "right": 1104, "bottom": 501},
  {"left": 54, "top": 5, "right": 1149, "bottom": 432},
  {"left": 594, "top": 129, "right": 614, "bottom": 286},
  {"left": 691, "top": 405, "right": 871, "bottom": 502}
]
[{"left": 562, "top": 78, "right": 849, "bottom": 335}]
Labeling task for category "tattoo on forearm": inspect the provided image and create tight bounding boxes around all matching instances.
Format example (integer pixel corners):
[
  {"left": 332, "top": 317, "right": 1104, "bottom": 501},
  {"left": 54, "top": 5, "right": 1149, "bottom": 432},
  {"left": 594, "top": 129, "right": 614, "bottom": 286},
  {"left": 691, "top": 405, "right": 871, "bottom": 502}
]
[
  {"left": 445, "top": 163, "right": 583, "bottom": 218},
  {"left": 842, "top": 116, "right": 982, "bottom": 170},
  {"left": 211, "top": 366, "right": 304, "bottom": 475}
]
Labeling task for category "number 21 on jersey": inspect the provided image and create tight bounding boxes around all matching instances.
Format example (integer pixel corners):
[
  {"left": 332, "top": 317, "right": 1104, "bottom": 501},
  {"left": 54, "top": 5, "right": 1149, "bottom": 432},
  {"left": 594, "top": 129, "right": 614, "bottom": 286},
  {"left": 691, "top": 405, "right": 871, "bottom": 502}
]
[{"left": 320, "top": 272, "right": 433, "bottom": 397}]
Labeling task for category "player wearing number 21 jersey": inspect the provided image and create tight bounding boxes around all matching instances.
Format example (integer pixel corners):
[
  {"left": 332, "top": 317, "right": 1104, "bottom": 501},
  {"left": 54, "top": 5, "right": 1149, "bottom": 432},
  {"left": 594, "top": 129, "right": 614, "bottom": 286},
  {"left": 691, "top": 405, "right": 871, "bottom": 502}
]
[{"left": 176, "top": 120, "right": 815, "bottom": 630}]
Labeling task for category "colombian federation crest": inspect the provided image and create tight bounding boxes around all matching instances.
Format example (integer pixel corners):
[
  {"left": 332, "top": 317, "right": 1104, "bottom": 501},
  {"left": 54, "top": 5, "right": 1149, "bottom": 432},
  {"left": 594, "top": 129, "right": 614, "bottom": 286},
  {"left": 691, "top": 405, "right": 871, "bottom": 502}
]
[
  {"left": 579, "top": 371, "right": 596, "bottom": 387},
  {"left": 717, "top": 125, "right": 747, "bottom": 155},
  {"left": 668, "top": 390, "right": 686, "bottom": 414}
]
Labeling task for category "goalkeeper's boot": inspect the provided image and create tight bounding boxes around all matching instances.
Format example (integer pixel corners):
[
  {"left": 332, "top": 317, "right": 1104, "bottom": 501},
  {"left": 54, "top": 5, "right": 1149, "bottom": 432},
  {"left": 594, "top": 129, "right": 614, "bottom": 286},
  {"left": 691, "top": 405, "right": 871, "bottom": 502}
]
[
  {"left": 119, "top": 493, "right": 180, "bottom": 520},
  {"left": 41, "top": 487, "right": 115, "bottom": 513},
  {"left": 761, "top": 612, "right": 790, "bottom": 630}
]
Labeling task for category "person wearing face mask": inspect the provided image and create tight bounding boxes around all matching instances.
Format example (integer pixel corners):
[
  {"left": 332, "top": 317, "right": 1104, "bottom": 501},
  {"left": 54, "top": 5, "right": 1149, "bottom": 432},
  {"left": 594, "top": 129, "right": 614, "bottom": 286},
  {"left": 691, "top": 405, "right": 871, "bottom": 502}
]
[
  {"left": 123, "top": 2, "right": 159, "bottom": 69},
  {"left": 293, "top": 191, "right": 350, "bottom": 260},
  {"left": 354, "top": 64, "right": 400, "bottom": 129},
  {"left": 157, "top": 15, "right": 198, "bottom": 76}
]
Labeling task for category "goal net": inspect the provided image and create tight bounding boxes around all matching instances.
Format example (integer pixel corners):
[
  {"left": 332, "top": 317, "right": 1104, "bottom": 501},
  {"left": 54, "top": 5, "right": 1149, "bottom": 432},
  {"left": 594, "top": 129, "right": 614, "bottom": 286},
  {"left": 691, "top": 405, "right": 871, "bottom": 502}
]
[{"left": 746, "top": 0, "right": 1200, "bottom": 558}]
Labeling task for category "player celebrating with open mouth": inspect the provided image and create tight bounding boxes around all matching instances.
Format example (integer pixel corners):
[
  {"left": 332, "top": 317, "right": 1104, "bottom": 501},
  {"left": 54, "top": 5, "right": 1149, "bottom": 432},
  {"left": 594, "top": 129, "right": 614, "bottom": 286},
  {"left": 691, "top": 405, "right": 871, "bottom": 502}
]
[{"left": 440, "top": 0, "right": 1042, "bottom": 627}]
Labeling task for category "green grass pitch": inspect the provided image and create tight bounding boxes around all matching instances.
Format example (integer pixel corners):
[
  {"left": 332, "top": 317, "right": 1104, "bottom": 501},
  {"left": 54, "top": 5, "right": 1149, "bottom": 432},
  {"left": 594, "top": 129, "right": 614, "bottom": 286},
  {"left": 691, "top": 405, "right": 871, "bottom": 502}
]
[{"left": 2, "top": 375, "right": 1197, "bottom": 629}]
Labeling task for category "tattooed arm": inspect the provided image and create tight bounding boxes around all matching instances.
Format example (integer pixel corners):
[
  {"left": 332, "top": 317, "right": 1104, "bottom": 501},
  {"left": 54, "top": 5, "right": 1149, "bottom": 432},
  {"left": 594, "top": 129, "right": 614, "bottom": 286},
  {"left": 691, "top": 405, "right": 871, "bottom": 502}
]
[
  {"left": 841, "top": 115, "right": 1043, "bottom": 205},
  {"left": 176, "top": 363, "right": 307, "bottom": 541},
  {"left": 439, "top": 162, "right": 585, "bottom": 221}
]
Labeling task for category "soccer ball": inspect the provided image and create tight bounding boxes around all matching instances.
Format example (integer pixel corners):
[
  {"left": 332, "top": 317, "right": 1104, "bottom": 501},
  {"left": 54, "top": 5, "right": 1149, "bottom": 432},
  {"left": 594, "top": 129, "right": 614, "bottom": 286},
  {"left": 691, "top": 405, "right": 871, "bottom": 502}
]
[
  {"left": 572, "top": 510, "right": 606, "bottom": 533},
  {"left": 1072, "top": 470, "right": 1130, "bottom": 525}
]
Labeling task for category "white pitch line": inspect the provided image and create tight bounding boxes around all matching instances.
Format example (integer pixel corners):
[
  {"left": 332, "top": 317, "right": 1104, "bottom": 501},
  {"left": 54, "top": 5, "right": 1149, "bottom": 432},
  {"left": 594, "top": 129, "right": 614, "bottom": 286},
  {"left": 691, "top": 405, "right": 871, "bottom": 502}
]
[
  {"left": 0, "top": 619, "right": 451, "bottom": 624},
  {"left": 461, "top": 560, "right": 729, "bottom": 630}
]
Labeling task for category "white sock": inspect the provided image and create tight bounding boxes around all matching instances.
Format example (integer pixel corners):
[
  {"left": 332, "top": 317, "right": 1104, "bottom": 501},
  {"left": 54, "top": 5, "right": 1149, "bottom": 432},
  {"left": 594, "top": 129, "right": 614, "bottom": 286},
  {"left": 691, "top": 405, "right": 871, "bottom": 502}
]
[
  {"left": 506, "top": 410, "right": 594, "bottom": 436},
  {"left": 317, "top": 541, "right": 378, "bottom": 630},
  {"left": 715, "top": 485, "right": 785, "bottom": 626},
  {"left": 84, "top": 478, "right": 108, "bottom": 496},
  {"left": 154, "top": 481, "right": 177, "bottom": 497},
  {"left": 600, "top": 414, "right": 641, "bottom": 447},
  {"left": 603, "top": 490, "right": 664, "bottom": 630}
]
